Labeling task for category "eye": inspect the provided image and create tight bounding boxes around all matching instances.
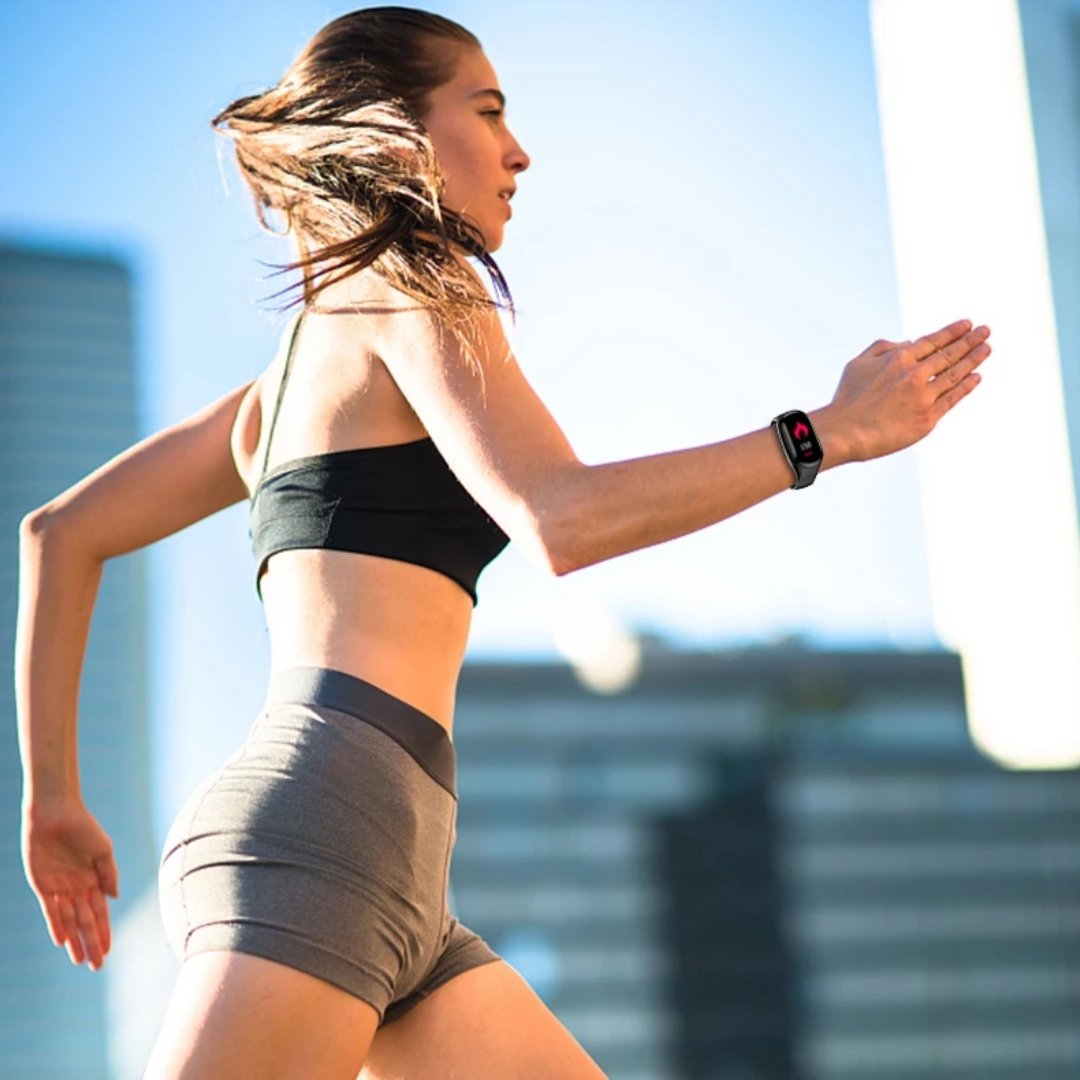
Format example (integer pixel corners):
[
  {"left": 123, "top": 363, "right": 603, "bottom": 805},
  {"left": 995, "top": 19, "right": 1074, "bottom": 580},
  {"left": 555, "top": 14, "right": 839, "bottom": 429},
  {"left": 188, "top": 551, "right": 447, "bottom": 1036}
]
[{"left": 481, "top": 109, "right": 504, "bottom": 122}]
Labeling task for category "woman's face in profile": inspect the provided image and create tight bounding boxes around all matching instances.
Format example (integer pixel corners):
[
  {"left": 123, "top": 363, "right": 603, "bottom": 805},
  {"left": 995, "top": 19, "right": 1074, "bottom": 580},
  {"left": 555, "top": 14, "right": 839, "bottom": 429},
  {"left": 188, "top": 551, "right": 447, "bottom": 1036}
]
[{"left": 421, "top": 47, "right": 530, "bottom": 252}]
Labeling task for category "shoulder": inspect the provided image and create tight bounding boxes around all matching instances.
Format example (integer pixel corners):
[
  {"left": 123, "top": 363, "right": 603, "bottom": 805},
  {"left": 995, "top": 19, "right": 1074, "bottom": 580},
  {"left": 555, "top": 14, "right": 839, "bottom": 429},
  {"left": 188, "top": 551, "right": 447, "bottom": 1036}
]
[{"left": 339, "top": 256, "right": 511, "bottom": 377}]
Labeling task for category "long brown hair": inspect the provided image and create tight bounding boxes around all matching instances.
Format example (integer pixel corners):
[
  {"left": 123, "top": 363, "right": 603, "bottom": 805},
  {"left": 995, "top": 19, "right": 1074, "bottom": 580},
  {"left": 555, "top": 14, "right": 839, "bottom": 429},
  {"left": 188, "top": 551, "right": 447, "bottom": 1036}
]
[{"left": 211, "top": 6, "right": 513, "bottom": 374}]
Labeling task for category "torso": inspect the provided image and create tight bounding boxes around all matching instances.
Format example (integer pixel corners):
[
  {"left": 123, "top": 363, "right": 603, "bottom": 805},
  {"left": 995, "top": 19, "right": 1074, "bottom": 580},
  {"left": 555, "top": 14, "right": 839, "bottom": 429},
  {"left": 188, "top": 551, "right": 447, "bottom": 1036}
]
[{"left": 230, "top": 270, "right": 473, "bottom": 738}]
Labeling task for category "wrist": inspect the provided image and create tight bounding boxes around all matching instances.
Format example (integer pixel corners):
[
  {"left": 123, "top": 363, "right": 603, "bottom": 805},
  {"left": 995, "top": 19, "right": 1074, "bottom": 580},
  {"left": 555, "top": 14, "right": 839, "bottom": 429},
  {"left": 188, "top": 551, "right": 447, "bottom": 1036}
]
[
  {"left": 807, "top": 405, "right": 860, "bottom": 468},
  {"left": 22, "top": 762, "right": 83, "bottom": 816},
  {"left": 22, "top": 789, "right": 85, "bottom": 821}
]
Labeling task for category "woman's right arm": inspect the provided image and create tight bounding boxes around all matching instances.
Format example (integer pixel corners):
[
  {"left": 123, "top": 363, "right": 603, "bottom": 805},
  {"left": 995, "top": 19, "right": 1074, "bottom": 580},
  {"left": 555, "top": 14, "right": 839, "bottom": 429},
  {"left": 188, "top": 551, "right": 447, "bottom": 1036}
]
[
  {"left": 17, "top": 376, "right": 255, "bottom": 802},
  {"left": 377, "top": 298, "right": 991, "bottom": 577},
  {"left": 16, "top": 378, "right": 255, "bottom": 972}
]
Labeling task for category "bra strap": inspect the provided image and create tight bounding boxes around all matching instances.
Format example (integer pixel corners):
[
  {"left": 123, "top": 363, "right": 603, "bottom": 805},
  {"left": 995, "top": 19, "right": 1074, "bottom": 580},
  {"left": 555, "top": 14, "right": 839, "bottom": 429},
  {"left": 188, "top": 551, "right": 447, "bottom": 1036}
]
[{"left": 258, "top": 309, "right": 306, "bottom": 484}]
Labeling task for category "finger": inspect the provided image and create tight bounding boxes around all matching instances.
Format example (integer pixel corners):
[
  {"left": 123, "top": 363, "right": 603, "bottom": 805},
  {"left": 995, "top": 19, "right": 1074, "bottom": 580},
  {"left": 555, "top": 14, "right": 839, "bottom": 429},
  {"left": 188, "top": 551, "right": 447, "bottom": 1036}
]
[
  {"left": 74, "top": 893, "right": 103, "bottom": 969},
  {"left": 39, "top": 894, "right": 66, "bottom": 949},
  {"left": 931, "top": 365, "right": 982, "bottom": 419},
  {"left": 55, "top": 894, "right": 84, "bottom": 964},
  {"left": 95, "top": 854, "right": 120, "bottom": 900},
  {"left": 910, "top": 318, "right": 973, "bottom": 362},
  {"left": 87, "top": 887, "right": 112, "bottom": 958},
  {"left": 927, "top": 327, "right": 991, "bottom": 382}
]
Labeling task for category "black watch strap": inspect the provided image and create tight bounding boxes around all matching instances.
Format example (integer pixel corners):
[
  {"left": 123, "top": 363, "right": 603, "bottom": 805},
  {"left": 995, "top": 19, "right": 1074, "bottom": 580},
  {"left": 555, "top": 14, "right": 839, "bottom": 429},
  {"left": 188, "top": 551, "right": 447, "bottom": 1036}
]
[{"left": 771, "top": 410, "right": 824, "bottom": 489}]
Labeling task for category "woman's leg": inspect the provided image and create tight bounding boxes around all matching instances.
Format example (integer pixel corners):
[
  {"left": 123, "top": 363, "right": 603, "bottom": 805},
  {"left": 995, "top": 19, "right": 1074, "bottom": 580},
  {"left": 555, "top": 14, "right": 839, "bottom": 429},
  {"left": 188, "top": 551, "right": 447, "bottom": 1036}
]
[
  {"left": 362, "top": 958, "right": 608, "bottom": 1080},
  {"left": 144, "top": 951, "right": 380, "bottom": 1080}
]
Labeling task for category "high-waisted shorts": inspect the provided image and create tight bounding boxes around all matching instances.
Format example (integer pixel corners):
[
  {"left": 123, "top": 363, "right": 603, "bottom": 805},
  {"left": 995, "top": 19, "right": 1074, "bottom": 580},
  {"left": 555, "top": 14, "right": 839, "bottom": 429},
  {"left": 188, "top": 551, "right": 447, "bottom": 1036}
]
[{"left": 157, "top": 665, "right": 501, "bottom": 1026}]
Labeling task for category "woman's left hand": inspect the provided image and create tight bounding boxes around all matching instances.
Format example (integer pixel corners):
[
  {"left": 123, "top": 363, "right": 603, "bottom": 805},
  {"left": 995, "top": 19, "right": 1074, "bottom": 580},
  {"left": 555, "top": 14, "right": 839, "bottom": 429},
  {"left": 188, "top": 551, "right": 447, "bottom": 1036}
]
[{"left": 20, "top": 798, "right": 120, "bottom": 971}]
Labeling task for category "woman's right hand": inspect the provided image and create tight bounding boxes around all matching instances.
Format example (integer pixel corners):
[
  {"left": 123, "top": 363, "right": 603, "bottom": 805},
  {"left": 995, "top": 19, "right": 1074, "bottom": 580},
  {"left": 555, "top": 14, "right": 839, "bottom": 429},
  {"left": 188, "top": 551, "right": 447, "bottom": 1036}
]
[
  {"left": 830, "top": 318, "right": 992, "bottom": 463},
  {"left": 20, "top": 799, "right": 119, "bottom": 971}
]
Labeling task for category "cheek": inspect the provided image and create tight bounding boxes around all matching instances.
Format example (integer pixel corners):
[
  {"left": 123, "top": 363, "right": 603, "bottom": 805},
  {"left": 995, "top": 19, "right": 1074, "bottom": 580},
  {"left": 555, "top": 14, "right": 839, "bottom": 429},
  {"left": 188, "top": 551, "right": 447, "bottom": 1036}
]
[
  {"left": 434, "top": 141, "right": 470, "bottom": 191},
  {"left": 440, "top": 151, "right": 486, "bottom": 204}
]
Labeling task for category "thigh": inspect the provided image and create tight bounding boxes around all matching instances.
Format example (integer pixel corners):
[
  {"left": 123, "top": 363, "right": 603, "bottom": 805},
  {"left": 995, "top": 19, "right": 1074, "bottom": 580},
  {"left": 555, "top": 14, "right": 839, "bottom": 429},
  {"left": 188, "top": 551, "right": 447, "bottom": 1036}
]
[
  {"left": 360, "top": 960, "right": 609, "bottom": 1080},
  {"left": 145, "top": 950, "right": 379, "bottom": 1080}
]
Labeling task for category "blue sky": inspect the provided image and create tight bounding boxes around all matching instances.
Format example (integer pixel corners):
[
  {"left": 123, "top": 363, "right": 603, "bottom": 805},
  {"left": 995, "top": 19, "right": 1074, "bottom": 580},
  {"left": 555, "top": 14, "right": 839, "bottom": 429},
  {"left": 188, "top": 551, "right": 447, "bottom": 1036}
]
[{"left": 2, "top": 0, "right": 947, "bottom": 827}]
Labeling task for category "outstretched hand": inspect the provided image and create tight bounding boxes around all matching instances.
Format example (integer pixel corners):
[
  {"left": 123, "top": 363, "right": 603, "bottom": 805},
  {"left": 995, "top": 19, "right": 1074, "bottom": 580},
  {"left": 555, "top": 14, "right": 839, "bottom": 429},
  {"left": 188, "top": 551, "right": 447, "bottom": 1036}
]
[
  {"left": 831, "top": 318, "right": 992, "bottom": 462},
  {"left": 20, "top": 799, "right": 119, "bottom": 971}
]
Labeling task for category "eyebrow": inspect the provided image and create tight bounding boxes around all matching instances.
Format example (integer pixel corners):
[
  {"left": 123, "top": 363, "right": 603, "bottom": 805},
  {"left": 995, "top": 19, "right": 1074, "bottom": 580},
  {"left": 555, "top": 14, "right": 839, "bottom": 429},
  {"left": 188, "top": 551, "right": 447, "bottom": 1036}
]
[{"left": 469, "top": 88, "right": 506, "bottom": 108}]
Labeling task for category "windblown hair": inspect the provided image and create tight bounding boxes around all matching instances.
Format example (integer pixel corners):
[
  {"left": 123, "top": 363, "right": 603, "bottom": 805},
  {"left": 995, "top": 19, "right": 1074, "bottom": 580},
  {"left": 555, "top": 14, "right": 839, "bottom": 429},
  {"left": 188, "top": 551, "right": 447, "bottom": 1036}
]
[{"left": 210, "top": 6, "right": 513, "bottom": 374}]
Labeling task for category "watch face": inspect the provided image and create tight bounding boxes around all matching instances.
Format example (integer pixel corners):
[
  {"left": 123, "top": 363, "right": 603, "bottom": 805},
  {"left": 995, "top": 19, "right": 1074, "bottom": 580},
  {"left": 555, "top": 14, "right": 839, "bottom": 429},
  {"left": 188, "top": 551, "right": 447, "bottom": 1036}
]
[{"left": 781, "top": 413, "right": 823, "bottom": 462}]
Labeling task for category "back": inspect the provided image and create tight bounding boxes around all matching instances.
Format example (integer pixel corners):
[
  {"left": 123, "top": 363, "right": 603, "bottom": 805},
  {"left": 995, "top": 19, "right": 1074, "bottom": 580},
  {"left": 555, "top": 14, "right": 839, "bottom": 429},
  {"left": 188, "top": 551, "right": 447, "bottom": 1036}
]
[{"left": 238, "top": 301, "right": 431, "bottom": 489}]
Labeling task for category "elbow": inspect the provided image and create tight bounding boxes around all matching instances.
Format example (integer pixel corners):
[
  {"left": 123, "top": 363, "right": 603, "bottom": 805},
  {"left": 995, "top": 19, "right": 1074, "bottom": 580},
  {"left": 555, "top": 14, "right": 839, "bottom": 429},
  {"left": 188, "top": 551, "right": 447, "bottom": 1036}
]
[
  {"left": 534, "top": 469, "right": 588, "bottom": 578},
  {"left": 496, "top": 463, "right": 589, "bottom": 578},
  {"left": 541, "top": 540, "right": 577, "bottom": 579},
  {"left": 20, "top": 505, "right": 60, "bottom": 543},
  {"left": 512, "top": 511, "right": 577, "bottom": 579},
  {"left": 19, "top": 505, "right": 86, "bottom": 560},
  {"left": 546, "top": 530, "right": 580, "bottom": 578}
]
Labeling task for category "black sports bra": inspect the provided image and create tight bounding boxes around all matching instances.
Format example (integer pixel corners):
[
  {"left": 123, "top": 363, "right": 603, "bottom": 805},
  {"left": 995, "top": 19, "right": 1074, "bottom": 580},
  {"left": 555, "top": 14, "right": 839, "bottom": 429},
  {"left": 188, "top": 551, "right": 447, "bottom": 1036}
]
[{"left": 248, "top": 311, "right": 510, "bottom": 606}]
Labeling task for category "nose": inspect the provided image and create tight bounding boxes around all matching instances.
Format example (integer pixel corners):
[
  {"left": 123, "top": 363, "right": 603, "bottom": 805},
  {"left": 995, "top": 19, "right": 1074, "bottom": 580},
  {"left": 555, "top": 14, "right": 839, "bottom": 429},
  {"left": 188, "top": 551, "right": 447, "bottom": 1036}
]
[{"left": 505, "top": 129, "right": 530, "bottom": 175}]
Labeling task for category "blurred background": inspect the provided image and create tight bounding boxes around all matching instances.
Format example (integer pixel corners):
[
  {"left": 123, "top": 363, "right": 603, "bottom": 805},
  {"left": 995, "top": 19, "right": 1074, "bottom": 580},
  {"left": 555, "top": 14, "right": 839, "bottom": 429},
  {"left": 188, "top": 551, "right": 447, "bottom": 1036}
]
[{"left": 2, "top": 0, "right": 1078, "bottom": 1076}]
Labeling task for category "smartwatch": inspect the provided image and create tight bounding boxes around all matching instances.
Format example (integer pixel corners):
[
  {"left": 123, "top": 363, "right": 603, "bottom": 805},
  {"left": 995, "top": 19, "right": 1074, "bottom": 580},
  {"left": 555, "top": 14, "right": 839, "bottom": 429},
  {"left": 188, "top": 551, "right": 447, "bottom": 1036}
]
[{"left": 771, "top": 410, "right": 824, "bottom": 489}]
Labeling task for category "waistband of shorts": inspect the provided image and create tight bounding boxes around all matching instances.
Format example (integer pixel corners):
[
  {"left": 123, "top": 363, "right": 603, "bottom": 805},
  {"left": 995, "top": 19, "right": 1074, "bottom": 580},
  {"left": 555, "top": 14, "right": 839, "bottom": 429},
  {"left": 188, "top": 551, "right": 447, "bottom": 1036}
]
[{"left": 263, "top": 666, "right": 456, "bottom": 798}]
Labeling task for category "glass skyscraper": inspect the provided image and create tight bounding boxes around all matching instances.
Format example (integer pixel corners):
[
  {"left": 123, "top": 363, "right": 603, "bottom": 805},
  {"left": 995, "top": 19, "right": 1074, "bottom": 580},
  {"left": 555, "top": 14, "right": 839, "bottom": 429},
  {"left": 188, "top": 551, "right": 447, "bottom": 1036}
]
[{"left": 0, "top": 241, "right": 156, "bottom": 1079}]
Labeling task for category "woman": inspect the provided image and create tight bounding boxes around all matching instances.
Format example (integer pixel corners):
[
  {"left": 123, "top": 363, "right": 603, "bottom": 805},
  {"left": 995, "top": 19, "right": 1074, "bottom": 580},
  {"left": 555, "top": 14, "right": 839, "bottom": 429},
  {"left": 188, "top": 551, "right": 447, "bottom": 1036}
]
[{"left": 16, "top": 7, "right": 992, "bottom": 1078}]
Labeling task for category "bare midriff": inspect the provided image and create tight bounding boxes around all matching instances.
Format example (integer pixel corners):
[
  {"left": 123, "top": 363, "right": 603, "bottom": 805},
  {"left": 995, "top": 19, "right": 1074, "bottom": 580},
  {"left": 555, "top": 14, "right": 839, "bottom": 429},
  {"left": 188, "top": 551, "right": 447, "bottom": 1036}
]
[{"left": 256, "top": 551, "right": 471, "bottom": 739}]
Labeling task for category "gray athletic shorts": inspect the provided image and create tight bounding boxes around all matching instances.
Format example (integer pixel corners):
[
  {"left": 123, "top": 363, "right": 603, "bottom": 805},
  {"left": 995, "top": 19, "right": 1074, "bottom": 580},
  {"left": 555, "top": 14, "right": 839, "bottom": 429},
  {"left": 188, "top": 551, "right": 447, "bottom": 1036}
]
[{"left": 157, "top": 665, "right": 501, "bottom": 1026}]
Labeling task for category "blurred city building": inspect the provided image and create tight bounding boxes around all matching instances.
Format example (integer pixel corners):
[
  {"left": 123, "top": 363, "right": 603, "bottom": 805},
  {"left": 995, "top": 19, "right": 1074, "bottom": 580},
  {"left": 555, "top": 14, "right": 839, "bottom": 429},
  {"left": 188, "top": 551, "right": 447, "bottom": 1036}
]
[
  {"left": 0, "top": 240, "right": 156, "bottom": 1079},
  {"left": 451, "top": 639, "right": 1080, "bottom": 1080}
]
